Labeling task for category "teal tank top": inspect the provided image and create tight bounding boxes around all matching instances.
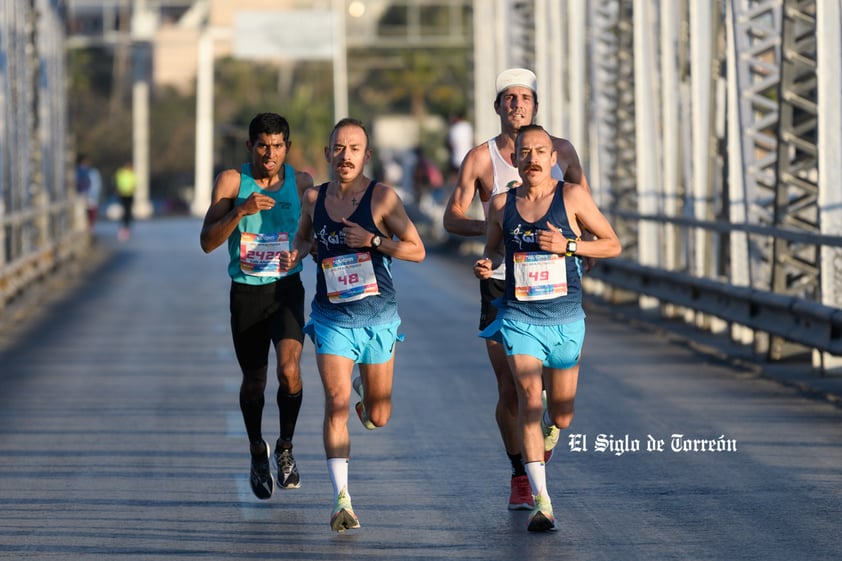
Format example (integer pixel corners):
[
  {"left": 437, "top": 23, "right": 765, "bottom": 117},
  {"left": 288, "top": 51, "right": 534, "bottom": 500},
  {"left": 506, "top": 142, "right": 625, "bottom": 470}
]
[{"left": 227, "top": 163, "right": 303, "bottom": 285}]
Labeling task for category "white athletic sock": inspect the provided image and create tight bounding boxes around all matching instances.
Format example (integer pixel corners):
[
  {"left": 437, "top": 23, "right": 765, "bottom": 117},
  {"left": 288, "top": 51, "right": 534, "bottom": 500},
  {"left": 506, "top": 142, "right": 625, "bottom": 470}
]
[
  {"left": 327, "top": 457, "right": 349, "bottom": 499},
  {"left": 524, "top": 461, "right": 548, "bottom": 499}
]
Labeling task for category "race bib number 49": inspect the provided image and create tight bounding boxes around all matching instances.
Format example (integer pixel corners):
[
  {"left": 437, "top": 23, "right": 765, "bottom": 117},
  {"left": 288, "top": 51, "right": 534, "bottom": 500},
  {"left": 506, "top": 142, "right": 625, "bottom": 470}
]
[
  {"left": 322, "top": 252, "right": 380, "bottom": 303},
  {"left": 240, "top": 232, "right": 288, "bottom": 276},
  {"left": 513, "top": 252, "right": 568, "bottom": 301}
]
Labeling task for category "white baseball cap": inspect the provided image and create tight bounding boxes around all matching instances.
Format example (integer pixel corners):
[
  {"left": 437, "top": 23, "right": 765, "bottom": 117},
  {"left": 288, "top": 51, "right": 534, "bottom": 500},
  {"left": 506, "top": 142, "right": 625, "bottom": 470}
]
[{"left": 495, "top": 68, "right": 537, "bottom": 95}]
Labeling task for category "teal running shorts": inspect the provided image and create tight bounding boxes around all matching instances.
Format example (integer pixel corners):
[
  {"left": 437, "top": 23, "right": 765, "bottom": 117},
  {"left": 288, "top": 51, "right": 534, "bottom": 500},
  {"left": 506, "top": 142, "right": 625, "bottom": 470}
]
[
  {"left": 480, "top": 318, "right": 585, "bottom": 369},
  {"left": 305, "top": 319, "right": 403, "bottom": 364}
]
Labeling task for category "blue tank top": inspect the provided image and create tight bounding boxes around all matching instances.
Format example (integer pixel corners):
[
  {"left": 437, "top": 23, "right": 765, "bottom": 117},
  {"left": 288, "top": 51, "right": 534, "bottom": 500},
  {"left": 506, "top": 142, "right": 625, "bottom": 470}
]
[
  {"left": 227, "top": 163, "right": 302, "bottom": 284},
  {"left": 309, "top": 181, "right": 399, "bottom": 327},
  {"left": 499, "top": 183, "right": 585, "bottom": 325}
]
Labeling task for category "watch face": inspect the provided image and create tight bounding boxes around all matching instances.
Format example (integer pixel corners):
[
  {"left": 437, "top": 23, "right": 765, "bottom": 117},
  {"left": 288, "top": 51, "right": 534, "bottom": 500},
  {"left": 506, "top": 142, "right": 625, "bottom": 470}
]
[{"left": 567, "top": 240, "right": 577, "bottom": 254}]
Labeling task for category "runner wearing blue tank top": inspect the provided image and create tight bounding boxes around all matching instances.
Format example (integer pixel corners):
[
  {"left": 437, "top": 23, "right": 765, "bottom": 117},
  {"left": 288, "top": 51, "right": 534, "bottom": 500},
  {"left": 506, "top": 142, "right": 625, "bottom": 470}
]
[
  {"left": 475, "top": 125, "right": 621, "bottom": 532},
  {"left": 289, "top": 118, "right": 426, "bottom": 532},
  {"left": 443, "top": 68, "right": 594, "bottom": 511},
  {"left": 200, "top": 113, "right": 314, "bottom": 500},
  {"left": 285, "top": 118, "right": 426, "bottom": 532}
]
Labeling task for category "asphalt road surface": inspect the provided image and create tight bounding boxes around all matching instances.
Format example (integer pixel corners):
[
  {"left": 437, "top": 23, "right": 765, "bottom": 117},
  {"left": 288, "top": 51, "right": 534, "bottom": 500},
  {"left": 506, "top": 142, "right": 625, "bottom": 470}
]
[{"left": 1, "top": 218, "right": 839, "bottom": 560}]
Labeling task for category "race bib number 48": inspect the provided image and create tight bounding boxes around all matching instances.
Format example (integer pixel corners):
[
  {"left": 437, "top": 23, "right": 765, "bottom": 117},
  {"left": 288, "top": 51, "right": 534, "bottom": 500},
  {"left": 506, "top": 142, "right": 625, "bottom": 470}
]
[
  {"left": 322, "top": 252, "right": 380, "bottom": 303},
  {"left": 240, "top": 232, "right": 288, "bottom": 276},
  {"left": 513, "top": 252, "right": 568, "bottom": 301}
]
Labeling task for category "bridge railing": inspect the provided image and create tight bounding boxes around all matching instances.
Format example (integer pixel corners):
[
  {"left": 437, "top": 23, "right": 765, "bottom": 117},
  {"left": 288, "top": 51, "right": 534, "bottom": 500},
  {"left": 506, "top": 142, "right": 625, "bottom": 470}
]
[
  {"left": 584, "top": 209, "right": 842, "bottom": 368},
  {"left": 1, "top": 0, "right": 90, "bottom": 314},
  {"left": 589, "top": 259, "right": 842, "bottom": 357},
  {"left": 0, "top": 199, "right": 90, "bottom": 312}
]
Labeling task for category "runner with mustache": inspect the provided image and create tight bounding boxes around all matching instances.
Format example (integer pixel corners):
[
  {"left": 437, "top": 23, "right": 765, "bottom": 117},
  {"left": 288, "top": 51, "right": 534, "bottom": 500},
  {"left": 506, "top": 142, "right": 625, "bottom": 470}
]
[
  {"left": 285, "top": 118, "right": 426, "bottom": 532},
  {"left": 443, "top": 68, "right": 591, "bottom": 511},
  {"left": 474, "top": 124, "right": 621, "bottom": 531}
]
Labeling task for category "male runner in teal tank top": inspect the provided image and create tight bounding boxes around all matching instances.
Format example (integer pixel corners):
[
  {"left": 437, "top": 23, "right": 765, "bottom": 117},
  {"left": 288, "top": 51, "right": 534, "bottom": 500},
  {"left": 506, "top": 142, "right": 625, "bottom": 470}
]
[{"left": 200, "top": 113, "right": 314, "bottom": 500}]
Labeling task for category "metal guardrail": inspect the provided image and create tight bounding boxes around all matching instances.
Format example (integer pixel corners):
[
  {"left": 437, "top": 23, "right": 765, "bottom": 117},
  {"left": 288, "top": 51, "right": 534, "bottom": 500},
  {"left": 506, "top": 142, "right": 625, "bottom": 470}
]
[
  {"left": 0, "top": 198, "right": 91, "bottom": 312},
  {"left": 588, "top": 259, "right": 842, "bottom": 357},
  {"left": 1, "top": 1, "right": 86, "bottom": 314},
  {"left": 613, "top": 211, "right": 842, "bottom": 248}
]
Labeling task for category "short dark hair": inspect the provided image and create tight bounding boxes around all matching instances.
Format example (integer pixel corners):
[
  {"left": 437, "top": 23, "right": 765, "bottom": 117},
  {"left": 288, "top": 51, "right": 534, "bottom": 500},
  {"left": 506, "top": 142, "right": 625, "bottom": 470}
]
[
  {"left": 329, "top": 117, "right": 370, "bottom": 150},
  {"left": 248, "top": 113, "right": 290, "bottom": 144},
  {"left": 515, "top": 124, "right": 551, "bottom": 150}
]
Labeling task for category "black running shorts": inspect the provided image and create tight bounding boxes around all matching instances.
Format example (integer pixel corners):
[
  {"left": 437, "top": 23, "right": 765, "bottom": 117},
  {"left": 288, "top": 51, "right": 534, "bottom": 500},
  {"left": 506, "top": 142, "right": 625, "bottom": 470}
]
[
  {"left": 229, "top": 273, "right": 305, "bottom": 371},
  {"left": 479, "top": 277, "right": 505, "bottom": 330}
]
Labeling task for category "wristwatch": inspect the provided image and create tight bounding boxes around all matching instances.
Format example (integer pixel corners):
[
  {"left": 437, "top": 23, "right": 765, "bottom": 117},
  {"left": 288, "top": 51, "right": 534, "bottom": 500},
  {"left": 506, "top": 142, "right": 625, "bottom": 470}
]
[
  {"left": 370, "top": 234, "right": 382, "bottom": 250},
  {"left": 565, "top": 239, "right": 578, "bottom": 257}
]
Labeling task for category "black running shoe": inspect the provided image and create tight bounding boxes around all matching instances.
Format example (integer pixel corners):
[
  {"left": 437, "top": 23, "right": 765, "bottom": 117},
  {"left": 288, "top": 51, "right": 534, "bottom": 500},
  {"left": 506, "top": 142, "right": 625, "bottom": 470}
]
[
  {"left": 274, "top": 442, "right": 301, "bottom": 489},
  {"left": 249, "top": 441, "right": 275, "bottom": 500}
]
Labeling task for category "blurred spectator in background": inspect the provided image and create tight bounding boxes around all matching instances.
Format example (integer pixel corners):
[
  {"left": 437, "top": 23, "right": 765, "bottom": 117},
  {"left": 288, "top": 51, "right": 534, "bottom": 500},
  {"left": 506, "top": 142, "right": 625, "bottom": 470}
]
[
  {"left": 115, "top": 162, "right": 137, "bottom": 241},
  {"left": 447, "top": 110, "right": 474, "bottom": 182},
  {"left": 75, "top": 154, "right": 102, "bottom": 232},
  {"left": 411, "top": 146, "right": 444, "bottom": 207}
]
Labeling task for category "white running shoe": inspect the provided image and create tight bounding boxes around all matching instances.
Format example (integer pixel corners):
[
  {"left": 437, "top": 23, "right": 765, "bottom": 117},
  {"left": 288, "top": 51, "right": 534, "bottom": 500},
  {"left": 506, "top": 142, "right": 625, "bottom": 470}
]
[
  {"left": 330, "top": 488, "right": 361, "bottom": 532},
  {"left": 527, "top": 494, "right": 558, "bottom": 532}
]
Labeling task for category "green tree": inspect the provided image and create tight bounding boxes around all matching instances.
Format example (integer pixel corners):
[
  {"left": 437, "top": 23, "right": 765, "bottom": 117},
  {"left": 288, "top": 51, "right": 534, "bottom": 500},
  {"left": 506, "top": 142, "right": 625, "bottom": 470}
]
[{"left": 67, "top": 18, "right": 471, "bottom": 209}]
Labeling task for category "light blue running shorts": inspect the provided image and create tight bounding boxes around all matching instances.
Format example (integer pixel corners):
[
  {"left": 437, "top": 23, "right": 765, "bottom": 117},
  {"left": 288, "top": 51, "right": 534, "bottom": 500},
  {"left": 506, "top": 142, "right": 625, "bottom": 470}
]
[
  {"left": 304, "top": 319, "right": 403, "bottom": 364},
  {"left": 480, "top": 318, "right": 585, "bottom": 369}
]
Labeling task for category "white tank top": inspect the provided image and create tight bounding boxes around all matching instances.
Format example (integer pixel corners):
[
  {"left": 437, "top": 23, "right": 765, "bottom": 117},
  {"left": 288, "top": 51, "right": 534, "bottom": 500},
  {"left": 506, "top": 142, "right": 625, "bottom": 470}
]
[
  {"left": 483, "top": 139, "right": 566, "bottom": 279},
  {"left": 482, "top": 139, "right": 566, "bottom": 217}
]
